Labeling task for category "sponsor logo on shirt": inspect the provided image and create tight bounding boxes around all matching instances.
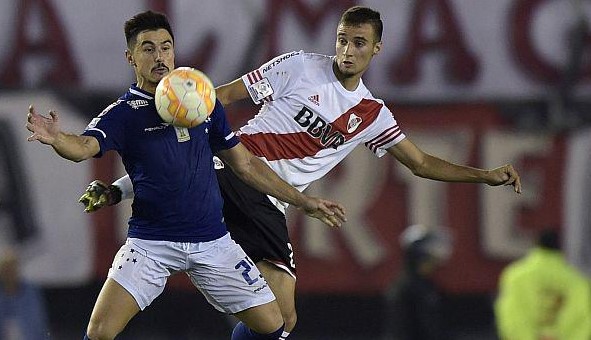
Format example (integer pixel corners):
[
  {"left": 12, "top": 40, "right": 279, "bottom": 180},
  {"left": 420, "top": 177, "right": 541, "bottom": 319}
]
[
  {"left": 308, "top": 94, "right": 320, "bottom": 106},
  {"left": 127, "top": 99, "right": 149, "bottom": 110},
  {"left": 294, "top": 106, "right": 345, "bottom": 149},
  {"left": 261, "top": 51, "right": 300, "bottom": 73},
  {"left": 347, "top": 113, "right": 362, "bottom": 133},
  {"left": 85, "top": 117, "right": 101, "bottom": 130},
  {"left": 144, "top": 123, "right": 169, "bottom": 132}
]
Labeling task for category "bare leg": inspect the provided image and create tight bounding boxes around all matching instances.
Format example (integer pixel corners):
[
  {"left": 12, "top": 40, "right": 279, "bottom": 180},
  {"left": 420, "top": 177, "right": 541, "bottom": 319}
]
[
  {"left": 257, "top": 261, "right": 297, "bottom": 333},
  {"left": 86, "top": 278, "right": 140, "bottom": 340},
  {"left": 233, "top": 300, "right": 284, "bottom": 334}
]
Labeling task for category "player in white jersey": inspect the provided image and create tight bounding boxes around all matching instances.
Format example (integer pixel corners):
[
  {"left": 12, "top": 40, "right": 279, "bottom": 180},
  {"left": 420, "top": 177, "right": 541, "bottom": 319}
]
[{"left": 82, "top": 6, "right": 521, "bottom": 338}]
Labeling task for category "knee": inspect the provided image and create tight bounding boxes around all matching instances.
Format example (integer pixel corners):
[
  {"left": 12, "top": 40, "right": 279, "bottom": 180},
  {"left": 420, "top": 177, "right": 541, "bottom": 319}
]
[
  {"left": 282, "top": 308, "right": 297, "bottom": 332},
  {"left": 86, "top": 319, "right": 119, "bottom": 340}
]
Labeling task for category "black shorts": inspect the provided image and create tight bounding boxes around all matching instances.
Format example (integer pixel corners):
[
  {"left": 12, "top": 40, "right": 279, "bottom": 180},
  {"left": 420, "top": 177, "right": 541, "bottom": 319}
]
[{"left": 215, "top": 164, "right": 296, "bottom": 275}]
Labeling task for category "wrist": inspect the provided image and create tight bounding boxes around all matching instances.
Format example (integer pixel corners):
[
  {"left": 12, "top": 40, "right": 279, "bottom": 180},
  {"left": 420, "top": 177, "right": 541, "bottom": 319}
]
[{"left": 107, "top": 185, "right": 122, "bottom": 205}]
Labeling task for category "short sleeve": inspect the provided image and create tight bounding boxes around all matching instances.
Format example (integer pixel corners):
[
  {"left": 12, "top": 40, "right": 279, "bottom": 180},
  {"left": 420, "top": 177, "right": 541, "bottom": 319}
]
[
  {"left": 240, "top": 50, "right": 304, "bottom": 104},
  {"left": 81, "top": 101, "right": 126, "bottom": 158},
  {"left": 208, "top": 99, "right": 239, "bottom": 153}
]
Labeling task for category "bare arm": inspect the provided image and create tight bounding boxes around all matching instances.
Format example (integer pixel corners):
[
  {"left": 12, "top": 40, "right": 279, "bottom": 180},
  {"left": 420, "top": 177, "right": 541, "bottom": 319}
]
[
  {"left": 26, "top": 105, "right": 99, "bottom": 162},
  {"left": 388, "top": 138, "right": 522, "bottom": 193},
  {"left": 217, "top": 143, "right": 346, "bottom": 227},
  {"left": 215, "top": 79, "right": 250, "bottom": 106}
]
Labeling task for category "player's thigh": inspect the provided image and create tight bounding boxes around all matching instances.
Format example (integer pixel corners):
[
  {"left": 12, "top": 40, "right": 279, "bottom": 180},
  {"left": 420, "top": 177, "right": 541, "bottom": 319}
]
[
  {"left": 88, "top": 278, "right": 140, "bottom": 335},
  {"left": 187, "top": 234, "right": 276, "bottom": 314},
  {"left": 257, "top": 261, "right": 296, "bottom": 317},
  {"left": 107, "top": 239, "right": 174, "bottom": 310}
]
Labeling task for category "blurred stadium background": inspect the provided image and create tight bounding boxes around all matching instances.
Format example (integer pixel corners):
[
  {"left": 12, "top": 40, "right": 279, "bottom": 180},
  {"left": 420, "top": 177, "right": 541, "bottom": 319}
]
[{"left": 1, "top": 0, "right": 590, "bottom": 339}]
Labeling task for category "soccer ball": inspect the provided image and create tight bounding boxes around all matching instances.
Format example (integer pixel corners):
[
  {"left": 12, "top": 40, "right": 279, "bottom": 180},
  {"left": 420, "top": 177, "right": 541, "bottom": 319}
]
[{"left": 155, "top": 67, "right": 216, "bottom": 128}]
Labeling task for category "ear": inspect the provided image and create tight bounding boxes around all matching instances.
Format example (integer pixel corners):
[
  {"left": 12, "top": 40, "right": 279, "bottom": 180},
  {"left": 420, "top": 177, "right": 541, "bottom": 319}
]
[
  {"left": 125, "top": 50, "right": 135, "bottom": 66},
  {"left": 373, "top": 41, "right": 382, "bottom": 56}
]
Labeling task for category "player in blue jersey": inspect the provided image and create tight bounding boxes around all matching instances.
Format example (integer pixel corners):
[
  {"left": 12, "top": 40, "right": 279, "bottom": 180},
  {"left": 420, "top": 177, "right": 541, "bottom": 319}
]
[{"left": 25, "top": 10, "right": 345, "bottom": 340}]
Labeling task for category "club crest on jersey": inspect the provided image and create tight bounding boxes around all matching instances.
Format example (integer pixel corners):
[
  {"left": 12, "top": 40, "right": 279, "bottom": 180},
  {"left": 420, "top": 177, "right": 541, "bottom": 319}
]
[
  {"left": 347, "top": 113, "right": 362, "bottom": 133},
  {"left": 294, "top": 106, "right": 345, "bottom": 149}
]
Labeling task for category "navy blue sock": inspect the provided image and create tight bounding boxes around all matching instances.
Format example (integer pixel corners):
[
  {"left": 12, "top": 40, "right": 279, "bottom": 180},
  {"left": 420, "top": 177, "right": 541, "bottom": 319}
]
[{"left": 231, "top": 321, "right": 285, "bottom": 340}]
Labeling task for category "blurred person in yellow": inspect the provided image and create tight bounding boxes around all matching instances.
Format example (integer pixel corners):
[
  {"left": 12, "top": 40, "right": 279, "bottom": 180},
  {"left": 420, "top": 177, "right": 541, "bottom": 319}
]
[
  {"left": 495, "top": 228, "right": 591, "bottom": 340},
  {"left": 0, "top": 247, "right": 49, "bottom": 339}
]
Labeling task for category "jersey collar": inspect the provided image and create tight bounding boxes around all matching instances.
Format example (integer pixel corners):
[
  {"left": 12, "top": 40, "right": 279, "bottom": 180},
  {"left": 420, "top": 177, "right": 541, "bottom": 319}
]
[{"left": 129, "top": 83, "right": 154, "bottom": 100}]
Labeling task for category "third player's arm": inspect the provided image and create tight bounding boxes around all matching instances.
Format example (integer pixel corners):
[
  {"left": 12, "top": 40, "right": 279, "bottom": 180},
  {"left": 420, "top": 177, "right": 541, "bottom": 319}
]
[
  {"left": 388, "top": 138, "right": 521, "bottom": 193},
  {"left": 215, "top": 79, "right": 249, "bottom": 106},
  {"left": 216, "top": 143, "right": 346, "bottom": 227}
]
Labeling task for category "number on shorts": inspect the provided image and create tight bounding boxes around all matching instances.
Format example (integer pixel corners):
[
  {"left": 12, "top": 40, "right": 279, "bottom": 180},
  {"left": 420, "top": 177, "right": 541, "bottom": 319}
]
[{"left": 235, "top": 257, "right": 259, "bottom": 285}]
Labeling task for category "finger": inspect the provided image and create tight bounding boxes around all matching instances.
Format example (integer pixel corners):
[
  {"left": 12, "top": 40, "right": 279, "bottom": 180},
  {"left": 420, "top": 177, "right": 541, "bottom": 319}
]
[
  {"left": 318, "top": 203, "right": 336, "bottom": 217},
  {"left": 513, "top": 175, "right": 522, "bottom": 194},
  {"left": 79, "top": 194, "right": 89, "bottom": 204},
  {"left": 49, "top": 110, "right": 58, "bottom": 121},
  {"left": 330, "top": 205, "right": 347, "bottom": 222},
  {"left": 320, "top": 215, "right": 339, "bottom": 228},
  {"left": 27, "top": 133, "right": 39, "bottom": 142}
]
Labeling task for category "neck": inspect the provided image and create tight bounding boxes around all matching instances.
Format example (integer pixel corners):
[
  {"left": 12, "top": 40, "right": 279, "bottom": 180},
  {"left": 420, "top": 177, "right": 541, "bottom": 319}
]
[
  {"left": 136, "top": 78, "right": 157, "bottom": 94},
  {"left": 332, "top": 62, "right": 362, "bottom": 91}
]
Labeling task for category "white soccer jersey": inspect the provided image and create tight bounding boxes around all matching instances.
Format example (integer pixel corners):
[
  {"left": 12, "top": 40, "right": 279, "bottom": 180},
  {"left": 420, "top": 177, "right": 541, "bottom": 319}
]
[{"left": 240, "top": 50, "right": 406, "bottom": 210}]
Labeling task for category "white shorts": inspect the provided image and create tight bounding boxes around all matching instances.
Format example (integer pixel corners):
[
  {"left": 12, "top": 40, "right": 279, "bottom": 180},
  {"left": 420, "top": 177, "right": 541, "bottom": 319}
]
[{"left": 107, "top": 233, "right": 276, "bottom": 313}]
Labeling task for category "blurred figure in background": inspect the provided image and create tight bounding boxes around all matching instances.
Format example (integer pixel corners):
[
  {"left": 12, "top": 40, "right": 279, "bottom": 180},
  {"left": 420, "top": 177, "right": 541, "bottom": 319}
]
[
  {"left": 495, "top": 228, "right": 591, "bottom": 340},
  {"left": 384, "top": 224, "right": 453, "bottom": 340},
  {"left": 0, "top": 247, "right": 48, "bottom": 340}
]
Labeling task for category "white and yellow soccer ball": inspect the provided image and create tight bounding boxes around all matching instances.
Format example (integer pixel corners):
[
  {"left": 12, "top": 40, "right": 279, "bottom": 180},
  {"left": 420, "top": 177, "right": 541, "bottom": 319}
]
[{"left": 155, "top": 67, "right": 216, "bottom": 128}]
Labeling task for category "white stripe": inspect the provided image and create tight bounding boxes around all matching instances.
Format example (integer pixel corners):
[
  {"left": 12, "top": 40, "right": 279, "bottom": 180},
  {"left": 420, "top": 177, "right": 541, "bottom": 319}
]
[
  {"left": 224, "top": 131, "right": 235, "bottom": 141},
  {"left": 129, "top": 88, "right": 153, "bottom": 100},
  {"left": 86, "top": 127, "right": 106, "bottom": 139}
]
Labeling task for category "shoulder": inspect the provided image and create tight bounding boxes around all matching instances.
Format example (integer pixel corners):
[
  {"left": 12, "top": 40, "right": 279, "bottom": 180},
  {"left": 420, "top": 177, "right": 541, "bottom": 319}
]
[
  {"left": 96, "top": 99, "right": 127, "bottom": 118},
  {"left": 260, "top": 50, "right": 305, "bottom": 73}
]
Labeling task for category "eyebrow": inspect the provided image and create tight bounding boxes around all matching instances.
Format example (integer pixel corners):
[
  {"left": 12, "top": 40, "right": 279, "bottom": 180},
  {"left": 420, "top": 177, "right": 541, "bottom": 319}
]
[
  {"left": 140, "top": 39, "right": 173, "bottom": 46},
  {"left": 337, "top": 33, "right": 369, "bottom": 42}
]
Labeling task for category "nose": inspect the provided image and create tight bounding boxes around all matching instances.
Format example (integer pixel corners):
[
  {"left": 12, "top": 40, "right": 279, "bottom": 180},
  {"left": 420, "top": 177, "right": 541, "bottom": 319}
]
[
  {"left": 342, "top": 42, "right": 351, "bottom": 56},
  {"left": 155, "top": 51, "right": 163, "bottom": 62}
]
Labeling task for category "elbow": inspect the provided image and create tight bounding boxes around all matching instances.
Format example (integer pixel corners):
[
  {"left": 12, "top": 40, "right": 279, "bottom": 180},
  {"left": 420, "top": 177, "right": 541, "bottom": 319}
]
[{"left": 408, "top": 161, "right": 427, "bottom": 178}]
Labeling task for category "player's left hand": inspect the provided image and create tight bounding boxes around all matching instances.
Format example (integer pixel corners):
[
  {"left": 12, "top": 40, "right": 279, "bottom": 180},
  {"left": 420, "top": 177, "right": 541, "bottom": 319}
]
[
  {"left": 487, "top": 164, "right": 522, "bottom": 194},
  {"left": 300, "top": 197, "right": 347, "bottom": 228},
  {"left": 79, "top": 180, "right": 122, "bottom": 213}
]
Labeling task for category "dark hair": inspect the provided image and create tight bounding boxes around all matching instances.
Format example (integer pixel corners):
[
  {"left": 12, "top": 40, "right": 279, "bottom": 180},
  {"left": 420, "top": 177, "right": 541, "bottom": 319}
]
[
  {"left": 124, "top": 10, "right": 174, "bottom": 48},
  {"left": 538, "top": 228, "right": 560, "bottom": 250},
  {"left": 339, "top": 6, "right": 383, "bottom": 42}
]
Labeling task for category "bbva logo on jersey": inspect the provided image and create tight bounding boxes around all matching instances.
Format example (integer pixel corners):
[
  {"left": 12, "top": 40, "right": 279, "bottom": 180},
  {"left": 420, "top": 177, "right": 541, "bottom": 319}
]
[{"left": 294, "top": 106, "right": 345, "bottom": 149}]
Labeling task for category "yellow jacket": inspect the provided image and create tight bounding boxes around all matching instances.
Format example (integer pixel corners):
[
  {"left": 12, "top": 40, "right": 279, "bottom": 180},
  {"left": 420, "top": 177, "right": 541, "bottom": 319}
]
[{"left": 495, "top": 248, "right": 591, "bottom": 340}]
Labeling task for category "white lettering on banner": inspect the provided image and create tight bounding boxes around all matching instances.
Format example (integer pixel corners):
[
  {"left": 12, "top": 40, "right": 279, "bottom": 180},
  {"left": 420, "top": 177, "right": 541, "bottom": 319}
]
[
  {"left": 0, "top": 0, "right": 589, "bottom": 98},
  {"left": 393, "top": 130, "right": 472, "bottom": 228},
  {"left": 298, "top": 130, "right": 472, "bottom": 267},
  {"left": 481, "top": 132, "right": 552, "bottom": 259},
  {"left": 300, "top": 147, "right": 388, "bottom": 266}
]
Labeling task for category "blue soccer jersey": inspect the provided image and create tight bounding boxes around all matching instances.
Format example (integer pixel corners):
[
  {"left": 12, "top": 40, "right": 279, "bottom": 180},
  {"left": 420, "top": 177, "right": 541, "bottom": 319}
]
[{"left": 82, "top": 84, "right": 239, "bottom": 242}]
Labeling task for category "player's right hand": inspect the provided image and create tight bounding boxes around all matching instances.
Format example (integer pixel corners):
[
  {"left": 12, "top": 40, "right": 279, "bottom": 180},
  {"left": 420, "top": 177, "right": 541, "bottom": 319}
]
[
  {"left": 79, "top": 180, "right": 121, "bottom": 213},
  {"left": 300, "top": 197, "right": 347, "bottom": 228}
]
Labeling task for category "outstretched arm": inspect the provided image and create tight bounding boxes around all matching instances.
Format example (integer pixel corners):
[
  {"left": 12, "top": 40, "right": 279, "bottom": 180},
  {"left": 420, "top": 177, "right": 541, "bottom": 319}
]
[
  {"left": 26, "top": 105, "right": 99, "bottom": 162},
  {"left": 388, "top": 139, "right": 522, "bottom": 193},
  {"left": 217, "top": 143, "right": 347, "bottom": 227}
]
